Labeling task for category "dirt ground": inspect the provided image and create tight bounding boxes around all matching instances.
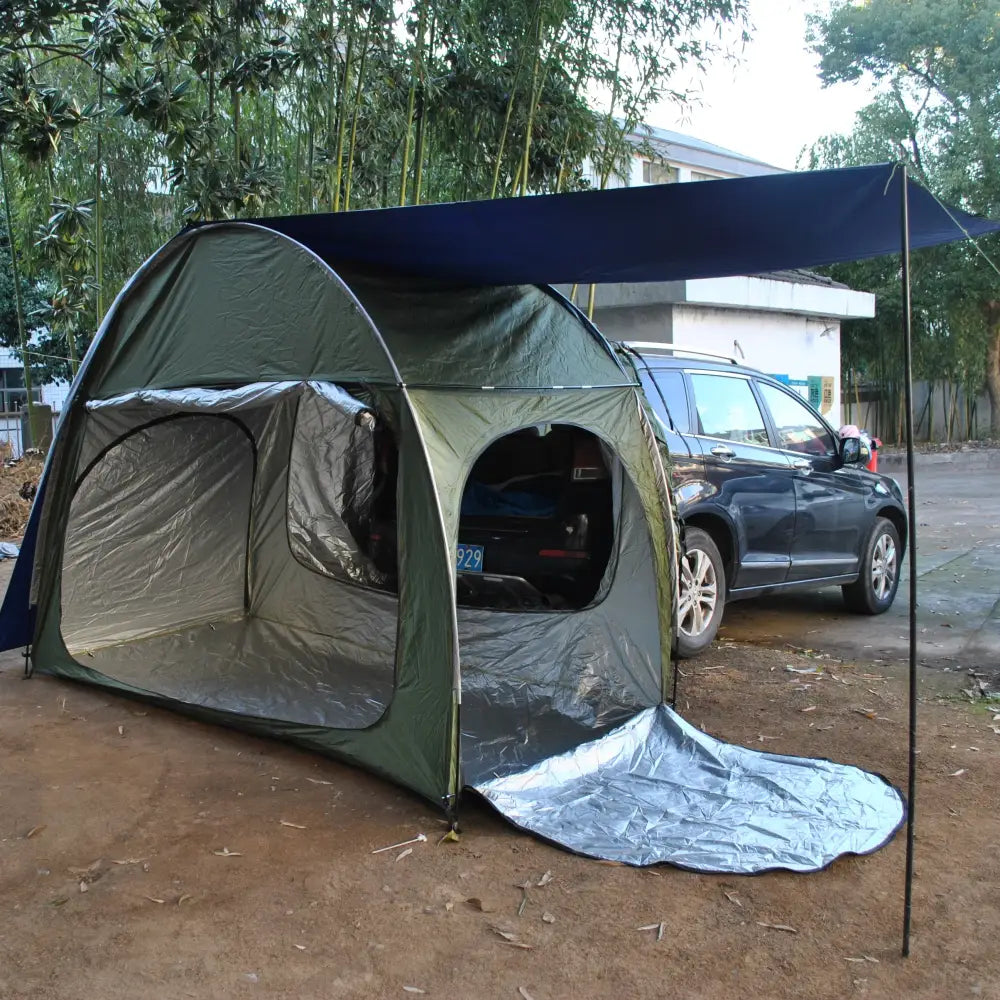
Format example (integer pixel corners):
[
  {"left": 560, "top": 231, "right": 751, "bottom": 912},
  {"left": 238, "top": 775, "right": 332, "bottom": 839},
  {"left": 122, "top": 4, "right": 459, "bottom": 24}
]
[{"left": 1, "top": 641, "right": 998, "bottom": 1000}]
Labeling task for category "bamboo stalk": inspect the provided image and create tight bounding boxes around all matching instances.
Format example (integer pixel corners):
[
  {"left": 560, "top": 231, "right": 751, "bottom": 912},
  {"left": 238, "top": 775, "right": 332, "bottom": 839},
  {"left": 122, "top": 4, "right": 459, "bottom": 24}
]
[
  {"left": 208, "top": 0, "right": 217, "bottom": 161},
  {"left": 399, "top": 0, "right": 427, "bottom": 206},
  {"left": 412, "top": 13, "right": 436, "bottom": 206},
  {"left": 343, "top": 14, "right": 371, "bottom": 212},
  {"left": 332, "top": 5, "right": 356, "bottom": 212},
  {"left": 293, "top": 66, "right": 304, "bottom": 212},
  {"left": 0, "top": 147, "right": 38, "bottom": 435},
  {"left": 518, "top": 9, "right": 545, "bottom": 197},
  {"left": 95, "top": 62, "right": 104, "bottom": 320},
  {"left": 489, "top": 3, "right": 536, "bottom": 200}
]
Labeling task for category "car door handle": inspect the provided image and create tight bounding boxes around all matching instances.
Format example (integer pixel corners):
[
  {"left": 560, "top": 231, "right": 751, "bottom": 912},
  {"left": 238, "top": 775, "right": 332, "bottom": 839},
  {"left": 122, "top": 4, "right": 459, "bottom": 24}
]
[
  {"left": 791, "top": 458, "right": 813, "bottom": 472},
  {"left": 710, "top": 444, "right": 735, "bottom": 459}
]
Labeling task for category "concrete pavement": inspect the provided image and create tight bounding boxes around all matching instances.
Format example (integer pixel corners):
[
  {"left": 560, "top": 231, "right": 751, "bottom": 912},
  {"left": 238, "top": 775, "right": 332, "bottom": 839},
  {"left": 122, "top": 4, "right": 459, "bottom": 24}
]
[{"left": 719, "top": 458, "right": 1000, "bottom": 672}]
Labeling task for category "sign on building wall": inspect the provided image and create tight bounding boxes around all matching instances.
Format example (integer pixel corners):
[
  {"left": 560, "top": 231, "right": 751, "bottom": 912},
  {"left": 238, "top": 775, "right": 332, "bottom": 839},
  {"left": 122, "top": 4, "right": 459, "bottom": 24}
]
[
  {"left": 772, "top": 373, "right": 836, "bottom": 416},
  {"left": 807, "top": 375, "right": 836, "bottom": 415}
]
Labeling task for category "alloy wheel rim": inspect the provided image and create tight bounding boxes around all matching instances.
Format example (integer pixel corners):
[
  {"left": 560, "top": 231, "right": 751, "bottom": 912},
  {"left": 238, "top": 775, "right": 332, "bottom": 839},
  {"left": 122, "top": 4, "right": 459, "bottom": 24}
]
[
  {"left": 678, "top": 547, "right": 718, "bottom": 637},
  {"left": 871, "top": 532, "right": 898, "bottom": 601}
]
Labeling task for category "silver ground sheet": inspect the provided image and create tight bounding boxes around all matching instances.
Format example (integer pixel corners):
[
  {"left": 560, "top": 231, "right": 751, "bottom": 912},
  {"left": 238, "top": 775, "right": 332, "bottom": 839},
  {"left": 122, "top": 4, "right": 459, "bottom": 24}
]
[
  {"left": 80, "top": 618, "right": 904, "bottom": 873},
  {"left": 81, "top": 617, "right": 393, "bottom": 729},
  {"left": 472, "top": 704, "right": 905, "bottom": 873}
]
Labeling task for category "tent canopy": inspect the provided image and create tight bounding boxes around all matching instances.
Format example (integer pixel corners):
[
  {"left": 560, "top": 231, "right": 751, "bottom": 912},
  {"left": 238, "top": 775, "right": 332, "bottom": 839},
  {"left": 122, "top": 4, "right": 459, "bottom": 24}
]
[
  {"left": 248, "top": 163, "right": 1000, "bottom": 286},
  {"left": 0, "top": 162, "right": 949, "bottom": 874},
  {"left": 5, "top": 161, "right": 998, "bottom": 656}
]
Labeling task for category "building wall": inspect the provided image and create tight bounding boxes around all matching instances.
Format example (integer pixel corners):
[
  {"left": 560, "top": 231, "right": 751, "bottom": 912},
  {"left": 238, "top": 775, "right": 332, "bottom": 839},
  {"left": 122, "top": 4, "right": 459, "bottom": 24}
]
[
  {"left": 672, "top": 306, "right": 844, "bottom": 427},
  {"left": 0, "top": 347, "right": 68, "bottom": 457}
]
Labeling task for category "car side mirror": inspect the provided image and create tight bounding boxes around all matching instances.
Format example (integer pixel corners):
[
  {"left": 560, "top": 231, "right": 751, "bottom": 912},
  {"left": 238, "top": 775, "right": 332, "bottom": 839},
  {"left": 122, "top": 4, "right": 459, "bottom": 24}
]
[{"left": 839, "top": 435, "right": 870, "bottom": 465}]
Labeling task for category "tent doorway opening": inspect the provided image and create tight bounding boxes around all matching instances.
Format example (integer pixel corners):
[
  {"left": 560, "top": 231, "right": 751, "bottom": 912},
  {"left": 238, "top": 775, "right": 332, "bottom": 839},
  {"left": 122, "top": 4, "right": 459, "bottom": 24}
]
[
  {"left": 455, "top": 425, "right": 614, "bottom": 611},
  {"left": 58, "top": 384, "right": 401, "bottom": 730},
  {"left": 367, "top": 424, "right": 615, "bottom": 612}
]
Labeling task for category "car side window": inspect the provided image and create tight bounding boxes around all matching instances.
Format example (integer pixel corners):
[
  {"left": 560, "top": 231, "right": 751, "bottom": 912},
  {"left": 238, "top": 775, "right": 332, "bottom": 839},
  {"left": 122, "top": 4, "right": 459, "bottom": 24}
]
[
  {"left": 688, "top": 373, "right": 770, "bottom": 447},
  {"left": 757, "top": 382, "right": 837, "bottom": 456},
  {"left": 638, "top": 369, "right": 690, "bottom": 433}
]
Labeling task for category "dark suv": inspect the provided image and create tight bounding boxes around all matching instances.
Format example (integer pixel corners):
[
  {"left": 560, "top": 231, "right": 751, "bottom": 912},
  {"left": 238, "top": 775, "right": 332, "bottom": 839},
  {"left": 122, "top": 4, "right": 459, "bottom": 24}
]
[{"left": 620, "top": 343, "right": 907, "bottom": 658}]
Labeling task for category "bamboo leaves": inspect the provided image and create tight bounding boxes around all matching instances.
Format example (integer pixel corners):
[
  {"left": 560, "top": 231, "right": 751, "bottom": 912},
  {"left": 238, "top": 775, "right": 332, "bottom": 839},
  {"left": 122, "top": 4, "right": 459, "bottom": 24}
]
[{"left": 0, "top": 0, "right": 750, "bottom": 386}]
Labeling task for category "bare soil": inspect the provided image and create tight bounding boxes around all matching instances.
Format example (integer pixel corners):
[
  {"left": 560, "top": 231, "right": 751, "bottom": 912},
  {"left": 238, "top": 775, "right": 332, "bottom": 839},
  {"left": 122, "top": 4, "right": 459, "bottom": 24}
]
[
  {"left": 0, "top": 453, "right": 43, "bottom": 540},
  {"left": 1, "top": 642, "right": 998, "bottom": 1000}
]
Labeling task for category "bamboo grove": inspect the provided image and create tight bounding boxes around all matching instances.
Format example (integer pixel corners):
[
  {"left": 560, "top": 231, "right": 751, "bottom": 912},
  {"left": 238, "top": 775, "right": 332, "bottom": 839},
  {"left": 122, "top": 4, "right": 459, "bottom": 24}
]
[{"left": 0, "top": 0, "right": 748, "bottom": 400}]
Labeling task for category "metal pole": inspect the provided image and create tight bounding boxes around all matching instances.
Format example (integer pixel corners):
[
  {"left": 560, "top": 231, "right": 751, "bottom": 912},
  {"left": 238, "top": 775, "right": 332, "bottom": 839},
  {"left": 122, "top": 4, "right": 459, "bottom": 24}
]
[{"left": 900, "top": 163, "right": 918, "bottom": 959}]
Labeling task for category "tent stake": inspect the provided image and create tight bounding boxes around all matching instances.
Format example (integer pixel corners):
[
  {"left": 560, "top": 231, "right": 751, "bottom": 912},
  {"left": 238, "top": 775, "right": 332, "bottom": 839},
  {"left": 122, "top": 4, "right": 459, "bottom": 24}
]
[{"left": 899, "top": 162, "right": 918, "bottom": 959}]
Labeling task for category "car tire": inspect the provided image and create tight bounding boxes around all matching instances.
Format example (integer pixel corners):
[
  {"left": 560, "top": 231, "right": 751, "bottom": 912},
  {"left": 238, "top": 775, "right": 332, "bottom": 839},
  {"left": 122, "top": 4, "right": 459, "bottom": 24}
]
[
  {"left": 842, "top": 516, "right": 901, "bottom": 615},
  {"left": 676, "top": 527, "right": 726, "bottom": 658}
]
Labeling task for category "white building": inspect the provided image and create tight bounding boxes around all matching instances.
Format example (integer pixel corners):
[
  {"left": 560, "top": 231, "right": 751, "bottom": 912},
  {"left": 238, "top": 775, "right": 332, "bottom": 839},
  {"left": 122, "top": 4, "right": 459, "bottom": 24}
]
[
  {"left": 570, "top": 125, "right": 876, "bottom": 427},
  {"left": 0, "top": 345, "right": 69, "bottom": 455}
]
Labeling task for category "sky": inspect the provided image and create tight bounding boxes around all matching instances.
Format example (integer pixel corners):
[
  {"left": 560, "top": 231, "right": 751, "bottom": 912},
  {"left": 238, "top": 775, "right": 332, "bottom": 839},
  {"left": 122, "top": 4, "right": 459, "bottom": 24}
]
[{"left": 654, "top": 0, "right": 874, "bottom": 170}]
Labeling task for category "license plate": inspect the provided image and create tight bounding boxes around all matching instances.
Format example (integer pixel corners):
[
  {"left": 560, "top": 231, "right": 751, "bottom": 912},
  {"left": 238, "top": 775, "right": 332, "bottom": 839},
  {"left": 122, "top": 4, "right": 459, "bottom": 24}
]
[{"left": 456, "top": 543, "right": 485, "bottom": 573}]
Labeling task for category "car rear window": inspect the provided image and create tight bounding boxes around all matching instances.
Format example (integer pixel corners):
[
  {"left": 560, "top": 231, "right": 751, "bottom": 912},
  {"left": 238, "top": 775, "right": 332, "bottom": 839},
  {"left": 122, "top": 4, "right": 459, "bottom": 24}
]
[{"left": 639, "top": 369, "right": 690, "bottom": 433}]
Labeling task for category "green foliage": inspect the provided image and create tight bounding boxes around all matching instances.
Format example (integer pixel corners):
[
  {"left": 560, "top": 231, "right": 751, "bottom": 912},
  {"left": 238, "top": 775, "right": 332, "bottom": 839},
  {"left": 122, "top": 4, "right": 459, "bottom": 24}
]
[
  {"left": 809, "top": 0, "right": 1000, "bottom": 438},
  {"left": 0, "top": 0, "right": 748, "bottom": 389}
]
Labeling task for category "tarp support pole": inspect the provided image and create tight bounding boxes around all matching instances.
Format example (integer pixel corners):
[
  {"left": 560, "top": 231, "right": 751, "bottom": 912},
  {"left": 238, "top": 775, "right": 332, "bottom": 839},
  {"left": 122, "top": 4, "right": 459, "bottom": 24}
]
[{"left": 900, "top": 162, "right": 918, "bottom": 959}]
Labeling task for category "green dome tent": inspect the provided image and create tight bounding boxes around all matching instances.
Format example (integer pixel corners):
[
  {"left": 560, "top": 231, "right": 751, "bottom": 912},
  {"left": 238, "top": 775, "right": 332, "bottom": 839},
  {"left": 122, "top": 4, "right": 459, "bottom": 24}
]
[
  {"left": 12, "top": 164, "right": 955, "bottom": 875},
  {"left": 27, "top": 221, "right": 676, "bottom": 815}
]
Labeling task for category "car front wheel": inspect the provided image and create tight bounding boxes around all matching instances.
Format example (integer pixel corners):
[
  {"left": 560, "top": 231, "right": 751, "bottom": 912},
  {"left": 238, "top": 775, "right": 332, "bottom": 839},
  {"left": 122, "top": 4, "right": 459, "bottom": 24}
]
[
  {"left": 676, "top": 527, "right": 726, "bottom": 658},
  {"left": 842, "top": 516, "right": 901, "bottom": 614}
]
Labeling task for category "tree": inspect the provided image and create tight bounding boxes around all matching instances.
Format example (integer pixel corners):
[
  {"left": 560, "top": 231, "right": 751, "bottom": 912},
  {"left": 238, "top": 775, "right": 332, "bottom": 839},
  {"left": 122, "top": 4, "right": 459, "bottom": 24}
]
[
  {"left": 0, "top": 0, "right": 754, "bottom": 395},
  {"left": 809, "top": 0, "right": 1000, "bottom": 435}
]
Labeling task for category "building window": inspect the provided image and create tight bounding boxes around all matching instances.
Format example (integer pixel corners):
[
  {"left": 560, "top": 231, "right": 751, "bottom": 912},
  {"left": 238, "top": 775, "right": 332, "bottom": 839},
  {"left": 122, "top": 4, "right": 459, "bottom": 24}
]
[
  {"left": 641, "top": 160, "right": 678, "bottom": 185},
  {"left": 690, "top": 170, "right": 720, "bottom": 182},
  {"left": 0, "top": 369, "right": 41, "bottom": 414}
]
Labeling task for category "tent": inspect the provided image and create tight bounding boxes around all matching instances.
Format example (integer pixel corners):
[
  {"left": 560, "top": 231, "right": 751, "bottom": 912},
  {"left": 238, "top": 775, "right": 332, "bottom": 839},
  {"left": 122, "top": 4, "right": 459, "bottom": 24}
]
[
  {"left": 2, "top": 163, "right": 997, "bottom": 888},
  {"left": 13, "top": 229, "right": 679, "bottom": 816}
]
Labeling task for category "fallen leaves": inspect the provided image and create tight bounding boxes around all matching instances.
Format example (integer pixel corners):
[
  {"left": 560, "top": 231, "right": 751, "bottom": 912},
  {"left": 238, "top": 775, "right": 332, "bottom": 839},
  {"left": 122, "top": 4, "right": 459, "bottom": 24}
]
[
  {"left": 279, "top": 820, "right": 307, "bottom": 830},
  {"left": 68, "top": 860, "right": 103, "bottom": 887},
  {"left": 756, "top": 922, "right": 797, "bottom": 934},
  {"left": 372, "top": 833, "right": 427, "bottom": 855},
  {"left": 490, "top": 926, "right": 533, "bottom": 950},
  {"left": 25, "top": 824, "right": 46, "bottom": 839},
  {"left": 853, "top": 709, "right": 894, "bottom": 722},
  {"left": 212, "top": 848, "right": 243, "bottom": 857}
]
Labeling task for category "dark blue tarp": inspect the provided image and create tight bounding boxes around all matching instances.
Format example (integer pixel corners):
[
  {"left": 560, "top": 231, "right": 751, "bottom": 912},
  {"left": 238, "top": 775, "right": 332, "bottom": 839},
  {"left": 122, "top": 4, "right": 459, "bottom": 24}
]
[
  {"left": 253, "top": 163, "right": 1000, "bottom": 285},
  {"left": 2, "top": 161, "right": 998, "bottom": 652}
]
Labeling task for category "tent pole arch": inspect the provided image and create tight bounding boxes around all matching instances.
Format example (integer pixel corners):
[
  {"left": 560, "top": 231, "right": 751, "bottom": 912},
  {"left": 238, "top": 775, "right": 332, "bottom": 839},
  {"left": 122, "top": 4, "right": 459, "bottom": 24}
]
[
  {"left": 2, "top": 229, "right": 197, "bottom": 654},
  {"left": 213, "top": 222, "right": 406, "bottom": 387},
  {"left": 222, "top": 222, "right": 464, "bottom": 812}
]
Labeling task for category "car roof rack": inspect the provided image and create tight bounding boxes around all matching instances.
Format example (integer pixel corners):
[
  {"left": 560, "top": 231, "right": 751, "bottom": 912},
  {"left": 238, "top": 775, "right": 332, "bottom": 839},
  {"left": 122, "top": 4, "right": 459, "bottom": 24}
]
[{"left": 621, "top": 342, "right": 740, "bottom": 365}]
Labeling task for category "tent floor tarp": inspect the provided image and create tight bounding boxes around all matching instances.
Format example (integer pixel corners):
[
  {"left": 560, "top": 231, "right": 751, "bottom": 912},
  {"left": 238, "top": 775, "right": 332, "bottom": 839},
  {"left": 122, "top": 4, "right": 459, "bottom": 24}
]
[
  {"left": 74, "top": 617, "right": 392, "bottom": 729},
  {"left": 473, "top": 704, "right": 906, "bottom": 873},
  {"left": 64, "top": 618, "right": 909, "bottom": 873}
]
